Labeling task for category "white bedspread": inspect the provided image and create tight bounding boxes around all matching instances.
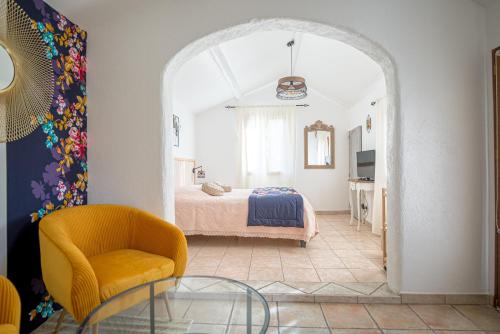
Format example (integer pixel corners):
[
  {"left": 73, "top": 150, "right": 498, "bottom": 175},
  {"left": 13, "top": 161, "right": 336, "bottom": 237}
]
[{"left": 175, "top": 185, "right": 318, "bottom": 242}]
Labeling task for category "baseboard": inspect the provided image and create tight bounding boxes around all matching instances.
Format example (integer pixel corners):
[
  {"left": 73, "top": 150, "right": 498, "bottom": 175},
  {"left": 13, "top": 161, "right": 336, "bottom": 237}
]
[
  {"left": 261, "top": 293, "right": 491, "bottom": 305},
  {"left": 400, "top": 293, "right": 491, "bottom": 305},
  {"left": 315, "top": 210, "right": 350, "bottom": 215}
]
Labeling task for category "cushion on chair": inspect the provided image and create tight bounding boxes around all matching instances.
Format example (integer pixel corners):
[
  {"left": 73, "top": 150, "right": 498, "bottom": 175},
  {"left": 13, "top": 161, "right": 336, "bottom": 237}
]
[
  {"left": 0, "top": 324, "right": 17, "bottom": 334},
  {"left": 201, "top": 182, "right": 224, "bottom": 196},
  {"left": 88, "top": 249, "right": 175, "bottom": 301}
]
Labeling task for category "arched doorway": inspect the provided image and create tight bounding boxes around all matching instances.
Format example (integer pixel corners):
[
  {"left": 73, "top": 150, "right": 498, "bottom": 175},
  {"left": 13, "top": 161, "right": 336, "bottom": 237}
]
[{"left": 161, "top": 18, "right": 401, "bottom": 292}]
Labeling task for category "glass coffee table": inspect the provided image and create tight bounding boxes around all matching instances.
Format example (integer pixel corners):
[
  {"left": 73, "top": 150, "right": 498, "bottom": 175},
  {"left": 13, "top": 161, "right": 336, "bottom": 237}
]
[{"left": 78, "top": 276, "right": 270, "bottom": 334}]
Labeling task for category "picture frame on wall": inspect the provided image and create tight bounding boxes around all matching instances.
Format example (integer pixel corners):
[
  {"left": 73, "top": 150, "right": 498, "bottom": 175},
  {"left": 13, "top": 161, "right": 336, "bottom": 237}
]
[{"left": 173, "top": 114, "right": 180, "bottom": 147}]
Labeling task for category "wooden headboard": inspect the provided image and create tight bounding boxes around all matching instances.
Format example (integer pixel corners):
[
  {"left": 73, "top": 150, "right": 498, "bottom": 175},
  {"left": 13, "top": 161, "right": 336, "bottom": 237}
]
[{"left": 174, "top": 158, "right": 196, "bottom": 188}]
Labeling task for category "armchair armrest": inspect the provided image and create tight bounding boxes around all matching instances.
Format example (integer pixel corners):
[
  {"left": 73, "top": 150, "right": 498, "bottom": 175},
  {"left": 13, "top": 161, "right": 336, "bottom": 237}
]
[
  {"left": 0, "top": 276, "right": 20, "bottom": 329},
  {"left": 39, "top": 227, "right": 100, "bottom": 323},
  {"left": 131, "top": 210, "right": 188, "bottom": 277}
]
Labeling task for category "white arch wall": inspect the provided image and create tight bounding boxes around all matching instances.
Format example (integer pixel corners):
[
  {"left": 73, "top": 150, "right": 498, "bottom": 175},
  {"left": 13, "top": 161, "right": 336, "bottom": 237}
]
[
  {"left": 74, "top": 0, "right": 489, "bottom": 295},
  {"left": 162, "top": 18, "right": 402, "bottom": 290}
]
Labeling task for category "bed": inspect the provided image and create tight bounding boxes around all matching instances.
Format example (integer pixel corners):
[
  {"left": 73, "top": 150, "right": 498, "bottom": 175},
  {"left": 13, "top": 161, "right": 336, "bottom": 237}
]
[
  {"left": 174, "top": 158, "right": 318, "bottom": 246},
  {"left": 175, "top": 185, "right": 318, "bottom": 246}
]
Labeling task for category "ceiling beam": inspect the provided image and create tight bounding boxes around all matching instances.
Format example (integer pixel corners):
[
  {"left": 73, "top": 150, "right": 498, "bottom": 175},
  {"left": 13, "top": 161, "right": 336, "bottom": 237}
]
[
  {"left": 308, "top": 87, "right": 349, "bottom": 107},
  {"left": 242, "top": 80, "right": 276, "bottom": 98},
  {"left": 209, "top": 46, "right": 242, "bottom": 100},
  {"left": 292, "top": 32, "right": 303, "bottom": 75}
]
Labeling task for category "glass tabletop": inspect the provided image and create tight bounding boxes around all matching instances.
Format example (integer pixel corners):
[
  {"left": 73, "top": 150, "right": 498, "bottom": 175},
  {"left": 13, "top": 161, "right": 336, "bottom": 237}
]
[{"left": 78, "top": 276, "right": 270, "bottom": 334}]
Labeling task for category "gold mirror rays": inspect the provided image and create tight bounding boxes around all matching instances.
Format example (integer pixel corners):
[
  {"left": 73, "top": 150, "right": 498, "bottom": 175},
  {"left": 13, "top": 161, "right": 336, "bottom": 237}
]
[{"left": 0, "top": 0, "right": 54, "bottom": 143}]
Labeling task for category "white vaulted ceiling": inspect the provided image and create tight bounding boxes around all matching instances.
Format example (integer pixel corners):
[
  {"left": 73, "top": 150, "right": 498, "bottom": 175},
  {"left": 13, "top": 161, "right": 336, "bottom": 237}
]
[{"left": 173, "top": 30, "right": 384, "bottom": 113}]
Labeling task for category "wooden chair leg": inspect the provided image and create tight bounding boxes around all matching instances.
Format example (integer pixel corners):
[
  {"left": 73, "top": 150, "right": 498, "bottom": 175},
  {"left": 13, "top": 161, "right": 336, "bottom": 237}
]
[
  {"left": 52, "top": 310, "right": 66, "bottom": 334},
  {"left": 162, "top": 292, "right": 173, "bottom": 321}
]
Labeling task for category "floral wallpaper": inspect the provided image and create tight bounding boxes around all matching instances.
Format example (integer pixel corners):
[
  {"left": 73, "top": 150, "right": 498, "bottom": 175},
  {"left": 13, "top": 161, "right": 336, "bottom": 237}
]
[
  {"left": 6, "top": 1, "right": 87, "bottom": 332},
  {"left": 29, "top": 11, "right": 87, "bottom": 224}
]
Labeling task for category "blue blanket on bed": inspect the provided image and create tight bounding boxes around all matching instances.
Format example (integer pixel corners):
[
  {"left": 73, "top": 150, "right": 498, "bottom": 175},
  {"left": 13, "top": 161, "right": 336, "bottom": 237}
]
[{"left": 248, "top": 187, "right": 304, "bottom": 228}]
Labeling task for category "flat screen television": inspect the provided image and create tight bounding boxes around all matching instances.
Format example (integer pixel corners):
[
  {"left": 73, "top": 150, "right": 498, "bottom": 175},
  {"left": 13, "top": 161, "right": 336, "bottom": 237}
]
[{"left": 356, "top": 150, "right": 375, "bottom": 180}]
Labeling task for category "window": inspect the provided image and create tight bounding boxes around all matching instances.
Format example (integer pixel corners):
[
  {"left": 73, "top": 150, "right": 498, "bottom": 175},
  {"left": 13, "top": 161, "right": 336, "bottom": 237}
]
[{"left": 237, "top": 107, "right": 296, "bottom": 188}]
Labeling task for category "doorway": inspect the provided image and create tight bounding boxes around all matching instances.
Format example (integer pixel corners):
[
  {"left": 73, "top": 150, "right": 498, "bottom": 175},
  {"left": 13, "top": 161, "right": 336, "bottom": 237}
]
[{"left": 161, "top": 18, "right": 402, "bottom": 292}]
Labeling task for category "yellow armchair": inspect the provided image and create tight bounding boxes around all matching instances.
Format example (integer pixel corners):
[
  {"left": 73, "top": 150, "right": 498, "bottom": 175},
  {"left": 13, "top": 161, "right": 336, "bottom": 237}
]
[
  {"left": 39, "top": 204, "right": 187, "bottom": 324},
  {"left": 0, "top": 276, "right": 21, "bottom": 334}
]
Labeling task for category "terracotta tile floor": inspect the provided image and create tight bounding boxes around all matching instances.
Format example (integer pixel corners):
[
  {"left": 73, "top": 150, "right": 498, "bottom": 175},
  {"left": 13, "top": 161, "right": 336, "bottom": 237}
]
[
  {"left": 175, "top": 302, "right": 500, "bottom": 333},
  {"left": 301, "top": 303, "right": 500, "bottom": 333},
  {"left": 32, "top": 301, "right": 500, "bottom": 334},
  {"left": 185, "top": 214, "right": 386, "bottom": 285}
]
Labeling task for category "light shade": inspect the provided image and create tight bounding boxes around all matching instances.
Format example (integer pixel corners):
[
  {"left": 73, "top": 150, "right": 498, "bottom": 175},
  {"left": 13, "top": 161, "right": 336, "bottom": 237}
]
[{"left": 276, "top": 76, "right": 307, "bottom": 100}]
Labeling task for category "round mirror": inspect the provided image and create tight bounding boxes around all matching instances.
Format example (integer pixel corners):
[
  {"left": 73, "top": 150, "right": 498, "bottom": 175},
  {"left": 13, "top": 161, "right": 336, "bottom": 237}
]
[{"left": 0, "top": 44, "right": 15, "bottom": 92}]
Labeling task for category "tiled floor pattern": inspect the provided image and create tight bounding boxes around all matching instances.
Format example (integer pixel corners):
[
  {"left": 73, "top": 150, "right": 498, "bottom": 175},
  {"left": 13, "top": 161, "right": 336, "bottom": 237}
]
[
  {"left": 241, "top": 280, "right": 398, "bottom": 304},
  {"left": 186, "top": 214, "right": 385, "bottom": 285}
]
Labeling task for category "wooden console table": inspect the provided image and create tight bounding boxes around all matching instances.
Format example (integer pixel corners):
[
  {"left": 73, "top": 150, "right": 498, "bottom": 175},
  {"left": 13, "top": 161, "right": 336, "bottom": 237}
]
[{"left": 348, "top": 179, "right": 375, "bottom": 231}]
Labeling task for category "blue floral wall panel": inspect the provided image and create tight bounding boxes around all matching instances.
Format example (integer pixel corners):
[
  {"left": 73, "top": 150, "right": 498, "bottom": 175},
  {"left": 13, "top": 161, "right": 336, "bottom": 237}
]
[{"left": 6, "top": 1, "right": 87, "bottom": 332}]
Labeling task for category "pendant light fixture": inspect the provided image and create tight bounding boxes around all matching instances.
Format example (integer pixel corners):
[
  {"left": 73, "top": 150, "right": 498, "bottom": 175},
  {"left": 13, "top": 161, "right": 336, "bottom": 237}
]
[{"left": 276, "top": 40, "right": 307, "bottom": 100}]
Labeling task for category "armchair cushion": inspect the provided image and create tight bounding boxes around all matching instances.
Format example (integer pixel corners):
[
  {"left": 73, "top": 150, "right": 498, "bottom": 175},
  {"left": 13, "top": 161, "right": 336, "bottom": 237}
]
[
  {"left": 0, "top": 324, "right": 17, "bottom": 334},
  {"left": 88, "top": 249, "right": 175, "bottom": 301}
]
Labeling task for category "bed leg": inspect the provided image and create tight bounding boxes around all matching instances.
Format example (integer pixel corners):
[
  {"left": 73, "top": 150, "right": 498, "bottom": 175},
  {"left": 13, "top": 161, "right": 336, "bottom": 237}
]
[{"left": 299, "top": 240, "right": 307, "bottom": 248}]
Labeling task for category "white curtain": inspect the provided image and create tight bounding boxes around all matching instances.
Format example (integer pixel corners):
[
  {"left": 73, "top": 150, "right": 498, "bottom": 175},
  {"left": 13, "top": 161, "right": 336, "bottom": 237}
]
[
  {"left": 311, "top": 131, "right": 331, "bottom": 165},
  {"left": 372, "top": 97, "right": 387, "bottom": 235},
  {"left": 237, "top": 106, "right": 296, "bottom": 188}
]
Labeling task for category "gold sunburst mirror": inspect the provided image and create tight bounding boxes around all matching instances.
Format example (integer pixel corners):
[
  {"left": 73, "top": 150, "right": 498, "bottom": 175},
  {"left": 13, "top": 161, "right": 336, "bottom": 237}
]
[
  {"left": 0, "top": 43, "right": 14, "bottom": 92},
  {"left": 0, "top": 0, "right": 54, "bottom": 143}
]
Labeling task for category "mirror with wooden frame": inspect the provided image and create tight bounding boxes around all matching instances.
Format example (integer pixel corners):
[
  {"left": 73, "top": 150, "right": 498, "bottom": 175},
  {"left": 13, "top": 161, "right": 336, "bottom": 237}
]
[{"left": 304, "top": 120, "right": 335, "bottom": 169}]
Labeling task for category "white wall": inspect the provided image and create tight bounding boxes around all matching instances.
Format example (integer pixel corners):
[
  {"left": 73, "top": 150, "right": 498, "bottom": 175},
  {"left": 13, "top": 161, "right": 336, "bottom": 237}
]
[
  {"left": 195, "top": 106, "right": 239, "bottom": 186},
  {"left": 485, "top": 0, "right": 500, "bottom": 298},
  {"left": 486, "top": 1, "right": 500, "bottom": 48},
  {"left": 172, "top": 101, "right": 196, "bottom": 159},
  {"left": 195, "top": 84, "right": 350, "bottom": 211},
  {"left": 66, "top": 0, "right": 489, "bottom": 294},
  {"left": 348, "top": 76, "right": 386, "bottom": 151}
]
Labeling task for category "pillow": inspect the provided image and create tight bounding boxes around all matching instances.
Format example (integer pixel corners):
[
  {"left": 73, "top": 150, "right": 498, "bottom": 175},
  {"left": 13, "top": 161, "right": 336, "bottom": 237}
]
[
  {"left": 202, "top": 182, "right": 224, "bottom": 196},
  {"left": 215, "top": 181, "right": 232, "bottom": 192}
]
